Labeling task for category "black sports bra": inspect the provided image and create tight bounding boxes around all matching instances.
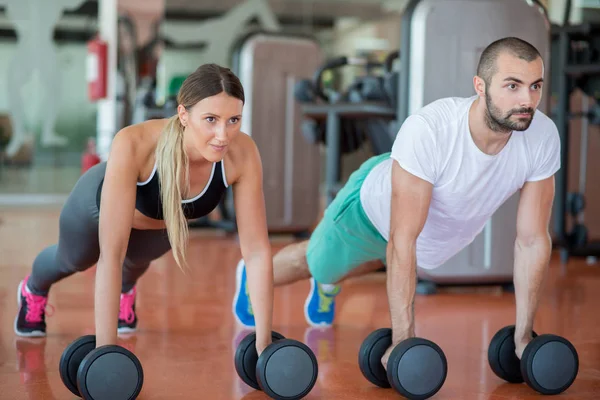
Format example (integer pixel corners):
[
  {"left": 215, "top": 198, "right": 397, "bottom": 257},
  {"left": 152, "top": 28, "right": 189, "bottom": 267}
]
[{"left": 96, "top": 160, "right": 228, "bottom": 220}]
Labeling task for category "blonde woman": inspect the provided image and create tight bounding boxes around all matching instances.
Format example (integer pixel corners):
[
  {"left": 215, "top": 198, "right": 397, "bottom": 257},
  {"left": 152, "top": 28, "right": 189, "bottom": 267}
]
[{"left": 15, "top": 64, "right": 274, "bottom": 354}]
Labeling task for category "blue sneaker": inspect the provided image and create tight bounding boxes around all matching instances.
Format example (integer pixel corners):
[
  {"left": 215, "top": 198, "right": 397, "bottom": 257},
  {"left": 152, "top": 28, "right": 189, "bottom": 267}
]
[
  {"left": 232, "top": 259, "right": 255, "bottom": 327},
  {"left": 304, "top": 278, "right": 340, "bottom": 327}
]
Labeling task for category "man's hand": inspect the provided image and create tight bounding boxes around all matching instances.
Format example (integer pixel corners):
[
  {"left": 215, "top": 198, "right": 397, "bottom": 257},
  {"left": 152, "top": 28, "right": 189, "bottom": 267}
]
[
  {"left": 513, "top": 177, "right": 554, "bottom": 360},
  {"left": 514, "top": 332, "right": 534, "bottom": 359},
  {"left": 386, "top": 161, "right": 432, "bottom": 355},
  {"left": 381, "top": 344, "right": 395, "bottom": 371},
  {"left": 381, "top": 330, "right": 415, "bottom": 371}
]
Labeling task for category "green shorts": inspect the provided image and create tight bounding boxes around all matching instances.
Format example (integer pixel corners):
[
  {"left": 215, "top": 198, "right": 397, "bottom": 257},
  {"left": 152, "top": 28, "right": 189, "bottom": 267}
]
[{"left": 306, "top": 153, "right": 389, "bottom": 284}]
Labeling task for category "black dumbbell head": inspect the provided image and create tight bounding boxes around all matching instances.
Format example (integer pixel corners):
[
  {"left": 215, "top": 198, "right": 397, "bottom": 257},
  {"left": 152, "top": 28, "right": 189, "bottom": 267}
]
[
  {"left": 358, "top": 328, "right": 392, "bottom": 388},
  {"left": 77, "top": 344, "right": 144, "bottom": 400},
  {"left": 234, "top": 331, "right": 285, "bottom": 390},
  {"left": 256, "top": 339, "right": 318, "bottom": 400},
  {"left": 488, "top": 325, "right": 537, "bottom": 383},
  {"left": 521, "top": 334, "right": 579, "bottom": 395},
  {"left": 59, "top": 335, "right": 96, "bottom": 397},
  {"left": 387, "top": 338, "right": 447, "bottom": 400}
]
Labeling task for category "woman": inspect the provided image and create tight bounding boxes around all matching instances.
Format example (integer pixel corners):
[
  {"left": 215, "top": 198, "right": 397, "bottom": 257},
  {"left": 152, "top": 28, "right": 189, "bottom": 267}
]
[{"left": 14, "top": 64, "right": 274, "bottom": 354}]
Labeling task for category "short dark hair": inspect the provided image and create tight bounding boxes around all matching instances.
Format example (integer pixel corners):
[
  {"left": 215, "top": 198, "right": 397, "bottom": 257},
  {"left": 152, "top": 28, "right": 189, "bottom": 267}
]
[{"left": 476, "top": 37, "right": 541, "bottom": 85}]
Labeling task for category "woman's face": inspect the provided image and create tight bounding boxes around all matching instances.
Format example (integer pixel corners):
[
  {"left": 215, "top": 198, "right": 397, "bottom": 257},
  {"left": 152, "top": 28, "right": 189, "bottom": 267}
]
[{"left": 179, "top": 91, "right": 244, "bottom": 162}]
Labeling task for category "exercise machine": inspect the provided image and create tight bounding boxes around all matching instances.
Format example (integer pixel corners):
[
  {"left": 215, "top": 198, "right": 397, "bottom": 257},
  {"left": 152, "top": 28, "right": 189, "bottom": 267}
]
[
  {"left": 232, "top": 31, "right": 324, "bottom": 235},
  {"left": 550, "top": 2, "right": 600, "bottom": 262},
  {"left": 295, "top": 54, "right": 398, "bottom": 204}
]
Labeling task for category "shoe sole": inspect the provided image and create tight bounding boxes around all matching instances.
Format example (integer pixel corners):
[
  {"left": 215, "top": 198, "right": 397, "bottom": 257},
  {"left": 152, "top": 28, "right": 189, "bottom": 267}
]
[
  {"left": 14, "top": 280, "right": 46, "bottom": 338},
  {"left": 304, "top": 278, "right": 334, "bottom": 328},
  {"left": 117, "top": 327, "right": 137, "bottom": 334},
  {"left": 232, "top": 259, "right": 255, "bottom": 328}
]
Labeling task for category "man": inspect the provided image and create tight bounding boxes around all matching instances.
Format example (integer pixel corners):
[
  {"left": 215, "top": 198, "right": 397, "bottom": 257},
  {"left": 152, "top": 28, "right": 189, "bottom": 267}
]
[{"left": 233, "top": 37, "right": 559, "bottom": 366}]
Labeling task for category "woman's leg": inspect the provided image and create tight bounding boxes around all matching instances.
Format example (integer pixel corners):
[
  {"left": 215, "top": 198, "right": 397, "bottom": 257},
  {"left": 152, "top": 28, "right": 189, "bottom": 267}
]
[{"left": 15, "top": 163, "right": 105, "bottom": 337}]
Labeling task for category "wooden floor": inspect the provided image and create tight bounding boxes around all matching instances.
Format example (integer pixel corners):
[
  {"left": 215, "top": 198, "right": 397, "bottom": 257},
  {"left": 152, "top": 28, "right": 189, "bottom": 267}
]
[{"left": 1, "top": 209, "right": 599, "bottom": 400}]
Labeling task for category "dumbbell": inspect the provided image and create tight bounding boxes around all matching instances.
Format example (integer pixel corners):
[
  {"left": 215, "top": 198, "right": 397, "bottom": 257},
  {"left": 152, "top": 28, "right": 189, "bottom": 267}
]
[
  {"left": 59, "top": 335, "right": 144, "bottom": 400},
  {"left": 234, "top": 331, "right": 318, "bottom": 400},
  {"left": 358, "top": 328, "right": 447, "bottom": 400},
  {"left": 488, "top": 325, "right": 579, "bottom": 395}
]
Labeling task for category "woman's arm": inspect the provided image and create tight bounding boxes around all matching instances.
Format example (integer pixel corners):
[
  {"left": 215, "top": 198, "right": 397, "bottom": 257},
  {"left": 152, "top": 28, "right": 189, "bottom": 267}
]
[
  {"left": 232, "top": 137, "right": 273, "bottom": 354},
  {"left": 95, "top": 130, "right": 139, "bottom": 347}
]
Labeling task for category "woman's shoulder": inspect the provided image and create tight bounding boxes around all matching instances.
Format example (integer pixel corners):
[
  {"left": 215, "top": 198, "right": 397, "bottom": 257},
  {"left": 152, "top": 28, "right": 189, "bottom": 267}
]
[
  {"left": 115, "top": 119, "right": 167, "bottom": 150},
  {"left": 224, "top": 132, "right": 260, "bottom": 183},
  {"left": 109, "top": 119, "right": 170, "bottom": 172}
]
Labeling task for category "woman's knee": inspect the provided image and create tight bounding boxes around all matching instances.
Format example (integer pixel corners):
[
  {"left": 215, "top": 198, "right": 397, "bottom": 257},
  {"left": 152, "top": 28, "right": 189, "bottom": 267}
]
[{"left": 56, "top": 243, "right": 99, "bottom": 273}]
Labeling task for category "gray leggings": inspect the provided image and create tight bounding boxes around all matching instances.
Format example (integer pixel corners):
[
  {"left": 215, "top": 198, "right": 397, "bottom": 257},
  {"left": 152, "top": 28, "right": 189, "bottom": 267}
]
[{"left": 27, "top": 162, "right": 172, "bottom": 296}]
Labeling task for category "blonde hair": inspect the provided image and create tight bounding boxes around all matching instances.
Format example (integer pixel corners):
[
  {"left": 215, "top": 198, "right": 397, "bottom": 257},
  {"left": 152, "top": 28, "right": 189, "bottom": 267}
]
[
  {"left": 154, "top": 63, "right": 245, "bottom": 270},
  {"left": 155, "top": 115, "right": 190, "bottom": 270}
]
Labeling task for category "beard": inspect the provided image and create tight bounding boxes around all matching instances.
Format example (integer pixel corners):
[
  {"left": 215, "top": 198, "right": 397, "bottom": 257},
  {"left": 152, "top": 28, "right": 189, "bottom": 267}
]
[{"left": 484, "top": 91, "right": 535, "bottom": 133}]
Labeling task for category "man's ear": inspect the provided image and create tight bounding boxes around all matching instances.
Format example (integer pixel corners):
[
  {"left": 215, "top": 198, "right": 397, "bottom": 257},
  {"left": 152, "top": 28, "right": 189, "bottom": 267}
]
[{"left": 473, "top": 75, "right": 486, "bottom": 98}]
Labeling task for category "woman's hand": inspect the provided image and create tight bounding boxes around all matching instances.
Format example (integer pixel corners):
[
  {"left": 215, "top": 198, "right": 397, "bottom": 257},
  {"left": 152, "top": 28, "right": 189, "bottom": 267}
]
[
  {"left": 95, "top": 129, "right": 138, "bottom": 347},
  {"left": 231, "top": 135, "right": 274, "bottom": 362},
  {"left": 256, "top": 337, "right": 272, "bottom": 357}
]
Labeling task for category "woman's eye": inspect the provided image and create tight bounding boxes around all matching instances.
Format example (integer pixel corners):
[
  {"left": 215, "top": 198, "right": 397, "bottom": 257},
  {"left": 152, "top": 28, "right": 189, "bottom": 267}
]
[
  {"left": 230, "top": 117, "right": 239, "bottom": 124},
  {"left": 206, "top": 117, "right": 215, "bottom": 123}
]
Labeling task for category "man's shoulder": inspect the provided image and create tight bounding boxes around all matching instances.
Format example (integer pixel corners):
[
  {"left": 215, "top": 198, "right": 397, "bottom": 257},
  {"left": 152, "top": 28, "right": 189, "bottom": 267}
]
[
  {"left": 400, "top": 96, "right": 472, "bottom": 142},
  {"left": 412, "top": 96, "right": 473, "bottom": 128}
]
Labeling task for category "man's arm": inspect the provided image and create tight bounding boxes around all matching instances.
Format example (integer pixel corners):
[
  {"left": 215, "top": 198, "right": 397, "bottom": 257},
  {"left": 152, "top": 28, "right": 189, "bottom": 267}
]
[
  {"left": 386, "top": 160, "right": 433, "bottom": 345},
  {"left": 513, "top": 176, "right": 555, "bottom": 358}
]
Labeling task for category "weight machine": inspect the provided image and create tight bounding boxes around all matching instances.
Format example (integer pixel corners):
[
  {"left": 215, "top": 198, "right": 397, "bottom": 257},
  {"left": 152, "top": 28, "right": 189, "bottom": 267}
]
[{"left": 551, "top": 9, "right": 600, "bottom": 262}]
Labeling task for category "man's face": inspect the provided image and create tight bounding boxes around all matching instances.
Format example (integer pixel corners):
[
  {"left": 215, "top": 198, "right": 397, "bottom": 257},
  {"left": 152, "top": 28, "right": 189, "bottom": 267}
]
[{"left": 484, "top": 52, "right": 544, "bottom": 133}]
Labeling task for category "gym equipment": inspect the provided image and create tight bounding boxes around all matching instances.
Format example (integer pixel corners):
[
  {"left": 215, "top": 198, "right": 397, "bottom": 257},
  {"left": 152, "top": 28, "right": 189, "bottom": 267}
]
[
  {"left": 59, "top": 335, "right": 144, "bottom": 400},
  {"left": 233, "top": 31, "right": 323, "bottom": 235},
  {"left": 382, "top": 50, "right": 400, "bottom": 109},
  {"left": 551, "top": 13, "right": 600, "bottom": 261},
  {"left": 299, "top": 54, "right": 397, "bottom": 203},
  {"left": 396, "top": 0, "right": 550, "bottom": 294},
  {"left": 234, "top": 331, "right": 318, "bottom": 400},
  {"left": 297, "top": 55, "right": 381, "bottom": 155},
  {"left": 488, "top": 325, "right": 579, "bottom": 395},
  {"left": 358, "top": 328, "right": 447, "bottom": 399},
  {"left": 567, "top": 192, "right": 586, "bottom": 216}
]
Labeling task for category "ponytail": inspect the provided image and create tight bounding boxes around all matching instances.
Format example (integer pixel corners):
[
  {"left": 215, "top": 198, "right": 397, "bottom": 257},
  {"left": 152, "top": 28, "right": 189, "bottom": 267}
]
[{"left": 155, "top": 115, "right": 189, "bottom": 271}]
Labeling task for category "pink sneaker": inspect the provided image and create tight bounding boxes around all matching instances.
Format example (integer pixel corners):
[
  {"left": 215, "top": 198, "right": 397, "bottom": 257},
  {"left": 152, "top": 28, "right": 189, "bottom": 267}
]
[
  {"left": 118, "top": 287, "right": 137, "bottom": 334},
  {"left": 14, "top": 275, "right": 53, "bottom": 337}
]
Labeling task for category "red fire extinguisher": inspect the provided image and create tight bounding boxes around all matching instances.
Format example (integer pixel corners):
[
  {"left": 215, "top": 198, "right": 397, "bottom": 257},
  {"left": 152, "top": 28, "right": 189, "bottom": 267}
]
[
  {"left": 87, "top": 36, "right": 108, "bottom": 101},
  {"left": 81, "top": 138, "right": 101, "bottom": 175}
]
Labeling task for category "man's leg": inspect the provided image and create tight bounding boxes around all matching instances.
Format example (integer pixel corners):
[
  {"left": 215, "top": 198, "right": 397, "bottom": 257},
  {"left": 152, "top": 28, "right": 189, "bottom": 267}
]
[
  {"left": 233, "top": 153, "right": 391, "bottom": 327},
  {"left": 232, "top": 240, "right": 313, "bottom": 327},
  {"left": 272, "top": 240, "right": 311, "bottom": 285},
  {"left": 272, "top": 242, "right": 383, "bottom": 286}
]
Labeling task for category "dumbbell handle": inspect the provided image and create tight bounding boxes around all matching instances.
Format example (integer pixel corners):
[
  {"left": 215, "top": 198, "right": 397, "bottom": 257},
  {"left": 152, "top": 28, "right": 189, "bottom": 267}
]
[{"left": 312, "top": 56, "right": 382, "bottom": 102}]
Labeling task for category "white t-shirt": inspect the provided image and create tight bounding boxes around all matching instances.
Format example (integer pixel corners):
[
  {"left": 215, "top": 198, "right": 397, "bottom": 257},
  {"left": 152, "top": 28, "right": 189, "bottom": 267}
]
[{"left": 360, "top": 96, "right": 561, "bottom": 269}]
